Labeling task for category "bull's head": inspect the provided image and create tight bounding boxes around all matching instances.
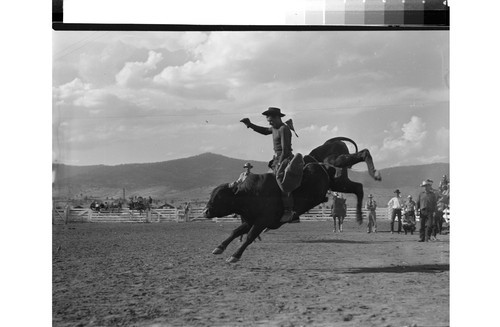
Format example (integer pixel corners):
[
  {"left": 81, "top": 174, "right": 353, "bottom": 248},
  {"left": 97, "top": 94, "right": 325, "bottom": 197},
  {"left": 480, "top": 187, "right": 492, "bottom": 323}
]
[{"left": 203, "top": 183, "right": 238, "bottom": 219}]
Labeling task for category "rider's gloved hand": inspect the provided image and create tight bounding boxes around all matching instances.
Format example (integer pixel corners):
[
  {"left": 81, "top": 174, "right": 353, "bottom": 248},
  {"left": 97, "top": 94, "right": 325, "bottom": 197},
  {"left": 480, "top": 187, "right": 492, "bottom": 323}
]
[{"left": 240, "top": 118, "right": 251, "bottom": 128}]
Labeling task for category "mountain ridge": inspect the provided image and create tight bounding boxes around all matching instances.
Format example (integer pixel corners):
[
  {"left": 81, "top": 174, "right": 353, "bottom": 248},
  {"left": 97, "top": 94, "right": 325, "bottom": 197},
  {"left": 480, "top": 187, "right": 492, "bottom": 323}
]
[{"left": 53, "top": 152, "right": 449, "bottom": 204}]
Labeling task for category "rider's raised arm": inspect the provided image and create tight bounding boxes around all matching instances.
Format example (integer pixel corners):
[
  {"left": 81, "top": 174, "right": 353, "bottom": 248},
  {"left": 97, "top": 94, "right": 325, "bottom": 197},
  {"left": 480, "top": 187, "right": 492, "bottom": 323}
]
[
  {"left": 241, "top": 118, "right": 272, "bottom": 135},
  {"left": 250, "top": 124, "right": 272, "bottom": 135}
]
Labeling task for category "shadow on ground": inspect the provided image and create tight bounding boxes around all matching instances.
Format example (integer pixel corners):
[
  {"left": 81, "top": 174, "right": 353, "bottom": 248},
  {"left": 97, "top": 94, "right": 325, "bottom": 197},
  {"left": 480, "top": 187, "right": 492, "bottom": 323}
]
[
  {"left": 299, "top": 239, "right": 369, "bottom": 244},
  {"left": 248, "top": 264, "right": 449, "bottom": 275},
  {"left": 344, "top": 264, "right": 449, "bottom": 274}
]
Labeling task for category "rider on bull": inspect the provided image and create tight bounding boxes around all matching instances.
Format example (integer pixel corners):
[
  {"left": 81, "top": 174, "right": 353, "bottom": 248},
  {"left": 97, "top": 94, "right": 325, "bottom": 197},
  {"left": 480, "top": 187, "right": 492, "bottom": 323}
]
[{"left": 240, "top": 107, "right": 297, "bottom": 223}]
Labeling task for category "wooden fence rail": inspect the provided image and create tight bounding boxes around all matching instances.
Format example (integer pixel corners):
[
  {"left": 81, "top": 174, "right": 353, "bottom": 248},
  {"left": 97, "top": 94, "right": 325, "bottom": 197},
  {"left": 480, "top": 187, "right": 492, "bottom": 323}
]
[{"left": 52, "top": 206, "right": 450, "bottom": 224}]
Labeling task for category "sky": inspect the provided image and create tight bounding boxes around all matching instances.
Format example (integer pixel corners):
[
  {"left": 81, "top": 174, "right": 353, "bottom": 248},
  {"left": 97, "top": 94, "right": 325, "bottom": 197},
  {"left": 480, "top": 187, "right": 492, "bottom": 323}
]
[{"left": 53, "top": 30, "right": 449, "bottom": 169}]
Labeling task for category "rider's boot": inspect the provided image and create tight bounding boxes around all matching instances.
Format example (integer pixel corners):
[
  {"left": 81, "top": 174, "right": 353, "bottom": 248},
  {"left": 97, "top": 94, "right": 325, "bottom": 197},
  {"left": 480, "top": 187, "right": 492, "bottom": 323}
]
[{"left": 280, "top": 192, "right": 297, "bottom": 223}]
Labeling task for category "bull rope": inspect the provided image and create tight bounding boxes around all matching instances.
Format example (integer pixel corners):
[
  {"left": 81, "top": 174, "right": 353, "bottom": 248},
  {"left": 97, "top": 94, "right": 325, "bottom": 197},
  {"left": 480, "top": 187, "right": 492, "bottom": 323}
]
[{"left": 304, "top": 155, "right": 331, "bottom": 182}]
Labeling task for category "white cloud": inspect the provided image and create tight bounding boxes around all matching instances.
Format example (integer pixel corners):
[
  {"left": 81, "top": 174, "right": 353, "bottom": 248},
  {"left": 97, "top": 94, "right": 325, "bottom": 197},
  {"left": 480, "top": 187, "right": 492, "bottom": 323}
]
[
  {"left": 54, "top": 78, "right": 91, "bottom": 100},
  {"left": 382, "top": 116, "right": 427, "bottom": 153},
  {"left": 116, "top": 50, "right": 163, "bottom": 87},
  {"left": 436, "top": 126, "right": 449, "bottom": 145},
  {"left": 52, "top": 31, "right": 448, "bottom": 166},
  {"left": 73, "top": 89, "right": 110, "bottom": 108},
  {"left": 401, "top": 116, "right": 427, "bottom": 143},
  {"left": 53, "top": 78, "right": 109, "bottom": 108},
  {"left": 298, "top": 124, "right": 339, "bottom": 134},
  {"left": 165, "top": 122, "right": 241, "bottom": 135},
  {"left": 117, "top": 31, "right": 208, "bottom": 52},
  {"left": 415, "top": 154, "right": 448, "bottom": 164}
]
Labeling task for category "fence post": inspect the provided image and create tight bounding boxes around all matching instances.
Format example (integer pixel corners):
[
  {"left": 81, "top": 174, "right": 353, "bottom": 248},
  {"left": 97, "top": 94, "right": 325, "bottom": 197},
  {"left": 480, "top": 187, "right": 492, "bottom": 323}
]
[
  {"left": 64, "top": 204, "right": 69, "bottom": 224},
  {"left": 89, "top": 209, "right": 93, "bottom": 222},
  {"left": 52, "top": 201, "right": 55, "bottom": 225}
]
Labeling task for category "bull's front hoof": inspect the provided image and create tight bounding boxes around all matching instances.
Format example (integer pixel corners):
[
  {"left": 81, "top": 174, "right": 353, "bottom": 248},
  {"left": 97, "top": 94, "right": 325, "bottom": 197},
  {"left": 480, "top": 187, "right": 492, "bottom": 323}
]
[
  {"left": 374, "top": 171, "right": 382, "bottom": 181},
  {"left": 212, "top": 247, "right": 224, "bottom": 255},
  {"left": 226, "top": 256, "right": 240, "bottom": 263}
]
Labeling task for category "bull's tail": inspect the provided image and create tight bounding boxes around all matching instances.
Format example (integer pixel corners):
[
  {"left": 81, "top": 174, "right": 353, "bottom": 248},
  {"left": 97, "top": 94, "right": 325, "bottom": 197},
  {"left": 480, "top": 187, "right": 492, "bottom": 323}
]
[{"left": 323, "top": 137, "right": 358, "bottom": 153}]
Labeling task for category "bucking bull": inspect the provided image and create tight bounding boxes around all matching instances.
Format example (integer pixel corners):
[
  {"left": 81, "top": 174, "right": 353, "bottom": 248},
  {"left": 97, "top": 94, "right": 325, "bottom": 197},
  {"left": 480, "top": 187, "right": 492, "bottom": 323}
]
[{"left": 202, "top": 137, "right": 381, "bottom": 263}]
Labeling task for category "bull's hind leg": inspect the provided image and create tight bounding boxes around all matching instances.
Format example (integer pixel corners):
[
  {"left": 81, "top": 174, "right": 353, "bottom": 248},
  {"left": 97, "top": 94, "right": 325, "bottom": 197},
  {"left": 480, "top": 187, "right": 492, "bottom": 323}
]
[
  {"left": 327, "top": 149, "right": 381, "bottom": 181},
  {"left": 331, "top": 179, "right": 364, "bottom": 225},
  {"left": 213, "top": 222, "right": 251, "bottom": 255},
  {"left": 227, "top": 225, "right": 265, "bottom": 263}
]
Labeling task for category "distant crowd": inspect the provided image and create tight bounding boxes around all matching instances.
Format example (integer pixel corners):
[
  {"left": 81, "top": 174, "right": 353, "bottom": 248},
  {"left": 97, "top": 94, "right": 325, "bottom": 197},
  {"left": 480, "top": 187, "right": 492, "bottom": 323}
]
[
  {"left": 84, "top": 194, "right": 197, "bottom": 214},
  {"left": 363, "top": 174, "right": 450, "bottom": 242},
  {"left": 90, "top": 200, "right": 123, "bottom": 212},
  {"left": 284, "top": 173, "right": 450, "bottom": 241}
]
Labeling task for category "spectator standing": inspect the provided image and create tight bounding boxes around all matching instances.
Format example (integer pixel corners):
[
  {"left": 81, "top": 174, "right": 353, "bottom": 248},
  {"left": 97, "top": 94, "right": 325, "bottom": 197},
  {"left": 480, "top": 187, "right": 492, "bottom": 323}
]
[
  {"left": 90, "top": 200, "right": 97, "bottom": 211},
  {"left": 404, "top": 195, "right": 417, "bottom": 222},
  {"left": 387, "top": 189, "right": 404, "bottom": 234},
  {"left": 416, "top": 180, "right": 438, "bottom": 242},
  {"left": 365, "top": 194, "right": 377, "bottom": 233},
  {"left": 332, "top": 193, "right": 347, "bottom": 232},
  {"left": 427, "top": 179, "right": 437, "bottom": 192},
  {"left": 229, "top": 162, "right": 254, "bottom": 188},
  {"left": 184, "top": 202, "right": 191, "bottom": 222},
  {"left": 402, "top": 195, "right": 417, "bottom": 235},
  {"left": 435, "top": 184, "right": 450, "bottom": 236},
  {"left": 439, "top": 175, "right": 449, "bottom": 191}
]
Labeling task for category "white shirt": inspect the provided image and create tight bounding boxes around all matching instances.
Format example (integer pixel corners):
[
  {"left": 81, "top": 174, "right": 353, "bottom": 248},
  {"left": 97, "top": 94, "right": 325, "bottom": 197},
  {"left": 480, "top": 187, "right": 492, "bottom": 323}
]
[
  {"left": 229, "top": 171, "right": 252, "bottom": 187},
  {"left": 388, "top": 196, "right": 403, "bottom": 209}
]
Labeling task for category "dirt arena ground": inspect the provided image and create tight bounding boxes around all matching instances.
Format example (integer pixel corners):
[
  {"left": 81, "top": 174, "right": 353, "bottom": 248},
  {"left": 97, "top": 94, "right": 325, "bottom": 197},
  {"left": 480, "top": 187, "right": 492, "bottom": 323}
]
[{"left": 53, "top": 220, "right": 449, "bottom": 327}]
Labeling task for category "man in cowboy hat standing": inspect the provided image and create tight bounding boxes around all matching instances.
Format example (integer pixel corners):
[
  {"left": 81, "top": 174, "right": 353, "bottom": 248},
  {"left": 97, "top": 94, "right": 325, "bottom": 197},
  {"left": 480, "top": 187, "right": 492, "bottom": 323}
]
[
  {"left": 402, "top": 195, "right": 417, "bottom": 235},
  {"left": 416, "top": 180, "right": 438, "bottom": 242},
  {"left": 439, "top": 175, "right": 449, "bottom": 192},
  {"left": 426, "top": 179, "right": 438, "bottom": 193},
  {"left": 240, "top": 107, "right": 296, "bottom": 223},
  {"left": 387, "top": 189, "right": 404, "bottom": 234},
  {"left": 365, "top": 194, "right": 377, "bottom": 233},
  {"left": 229, "top": 162, "right": 254, "bottom": 188},
  {"left": 332, "top": 192, "right": 347, "bottom": 232},
  {"left": 404, "top": 195, "right": 417, "bottom": 222}
]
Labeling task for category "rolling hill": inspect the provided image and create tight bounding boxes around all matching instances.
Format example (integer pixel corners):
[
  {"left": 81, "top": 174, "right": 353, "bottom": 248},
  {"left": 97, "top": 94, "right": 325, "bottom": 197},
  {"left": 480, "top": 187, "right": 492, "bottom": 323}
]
[{"left": 53, "top": 152, "right": 449, "bottom": 205}]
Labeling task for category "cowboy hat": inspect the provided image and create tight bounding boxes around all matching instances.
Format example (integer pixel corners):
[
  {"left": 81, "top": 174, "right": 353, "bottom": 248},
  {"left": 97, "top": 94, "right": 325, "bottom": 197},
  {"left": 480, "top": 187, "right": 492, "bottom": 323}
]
[
  {"left": 262, "top": 107, "right": 285, "bottom": 117},
  {"left": 408, "top": 195, "right": 412, "bottom": 198},
  {"left": 368, "top": 194, "right": 373, "bottom": 198},
  {"left": 243, "top": 162, "right": 253, "bottom": 169},
  {"left": 426, "top": 179, "right": 434, "bottom": 184},
  {"left": 394, "top": 189, "right": 401, "bottom": 194},
  {"left": 421, "top": 180, "right": 431, "bottom": 187}
]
